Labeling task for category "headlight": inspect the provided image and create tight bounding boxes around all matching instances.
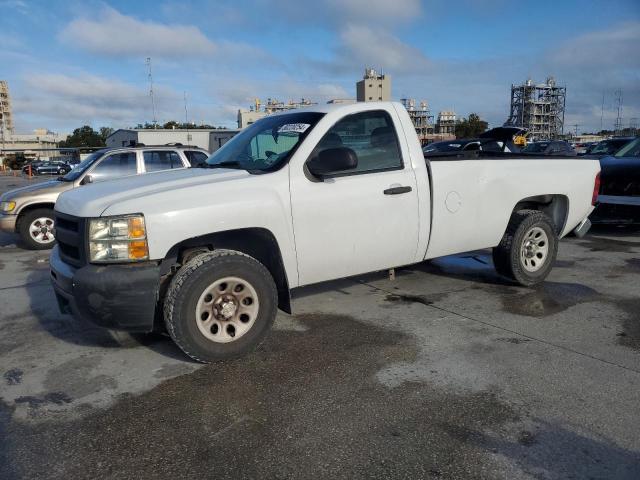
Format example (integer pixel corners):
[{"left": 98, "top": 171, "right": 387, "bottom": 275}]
[
  {"left": 1, "top": 201, "right": 16, "bottom": 213},
  {"left": 88, "top": 215, "right": 149, "bottom": 263}
]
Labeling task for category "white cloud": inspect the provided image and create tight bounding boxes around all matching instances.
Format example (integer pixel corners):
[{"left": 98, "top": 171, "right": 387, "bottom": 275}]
[
  {"left": 326, "top": 0, "right": 421, "bottom": 25},
  {"left": 339, "top": 24, "right": 430, "bottom": 74},
  {"left": 552, "top": 21, "right": 640, "bottom": 68},
  {"left": 59, "top": 7, "right": 216, "bottom": 58},
  {"left": 13, "top": 73, "right": 185, "bottom": 129}
]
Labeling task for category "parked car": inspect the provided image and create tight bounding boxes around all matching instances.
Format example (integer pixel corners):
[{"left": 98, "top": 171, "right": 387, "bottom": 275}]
[
  {"left": 423, "top": 127, "right": 525, "bottom": 157},
  {"left": 49, "top": 102, "right": 600, "bottom": 362},
  {"left": 582, "top": 137, "right": 634, "bottom": 157},
  {"left": 574, "top": 142, "right": 597, "bottom": 155},
  {"left": 590, "top": 137, "right": 640, "bottom": 224},
  {"left": 0, "top": 145, "right": 209, "bottom": 249},
  {"left": 522, "top": 141, "right": 576, "bottom": 156},
  {"left": 22, "top": 161, "right": 72, "bottom": 176}
]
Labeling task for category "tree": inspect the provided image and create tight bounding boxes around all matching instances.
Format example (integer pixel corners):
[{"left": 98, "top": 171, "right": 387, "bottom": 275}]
[
  {"left": 99, "top": 127, "right": 114, "bottom": 143},
  {"left": 59, "top": 126, "right": 105, "bottom": 148},
  {"left": 455, "top": 113, "right": 488, "bottom": 139}
]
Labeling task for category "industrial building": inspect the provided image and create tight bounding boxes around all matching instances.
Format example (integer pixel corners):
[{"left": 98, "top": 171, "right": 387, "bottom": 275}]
[
  {"left": 237, "top": 98, "right": 317, "bottom": 128},
  {"left": 0, "top": 80, "right": 14, "bottom": 138},
  {"left": 356, "top": 68, "right": 391, "bottom": 102},
  {"left": 436, "top": 111, "right": 457, "bottom": 136},
  {"left": 505, "top": 77, "right": 566, "bottom": 140},
  {"left": 106, "top": 128, "right": 239, "bottom": 152},
  {"left": 400, "top": 98, "right": 434, "bottom": 144}
]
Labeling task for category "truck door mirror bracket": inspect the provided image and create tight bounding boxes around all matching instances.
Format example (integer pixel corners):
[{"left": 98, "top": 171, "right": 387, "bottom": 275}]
[{"left": 306, "top": 147, "right": 358, "bottom": 178}]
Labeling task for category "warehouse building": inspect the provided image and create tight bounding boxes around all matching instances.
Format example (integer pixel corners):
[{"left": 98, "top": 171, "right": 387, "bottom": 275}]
[{"left": 106, "top": 128, "right": 240, "bottom": 152}]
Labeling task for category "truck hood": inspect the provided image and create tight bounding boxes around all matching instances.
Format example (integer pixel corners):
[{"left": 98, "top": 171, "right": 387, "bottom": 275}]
[
  {"left": 55, "top": 168, "right": 250, "bottom": 217},
  {"left": 0, "top": 179, "right": 72, "bottom": 202}
]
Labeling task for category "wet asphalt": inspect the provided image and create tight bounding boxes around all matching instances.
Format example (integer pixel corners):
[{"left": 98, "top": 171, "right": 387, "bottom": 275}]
[{"left": 0, "top": 174, "right": 639, "bottom": 479}]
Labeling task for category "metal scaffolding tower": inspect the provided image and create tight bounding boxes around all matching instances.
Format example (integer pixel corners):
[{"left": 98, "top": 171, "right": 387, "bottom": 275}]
[
  {"left": 505, "top": 77, "right": 566, "bottom": 140},
  {"left": 400, "top": 98, "right": 434, "bottom": 144},
  {"left": 0, "top": 80, "right": 15, "bottom": 141}
]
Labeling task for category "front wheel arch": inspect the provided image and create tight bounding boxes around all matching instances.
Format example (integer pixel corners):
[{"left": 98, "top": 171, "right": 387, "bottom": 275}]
[{"left": 160, "top": 227, "right": 291, "bottom": 314}]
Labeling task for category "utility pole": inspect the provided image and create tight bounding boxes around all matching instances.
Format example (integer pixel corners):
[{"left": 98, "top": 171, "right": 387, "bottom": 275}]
[
  {"left": 570, "top": 123, "right": 579, "bottom": 137},
  {"left": 146, "top": 57, "right": 157, "bottom": 128}
]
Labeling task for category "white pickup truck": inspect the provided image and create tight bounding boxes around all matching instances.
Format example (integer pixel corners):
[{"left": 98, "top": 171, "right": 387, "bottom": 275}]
[{"left": 50, "top": 102, "right": 600, "bottom": 362}]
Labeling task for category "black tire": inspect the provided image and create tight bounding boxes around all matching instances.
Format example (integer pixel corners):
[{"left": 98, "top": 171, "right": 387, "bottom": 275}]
[
  {"left": 492, "top": 209, "right": 558, "bottom": 286},
  {"left": 18, "top": 208, "right": 56, "bottom": 250},
  {"left": 164, "top": 250, "right": 278, "bottom": 363}
]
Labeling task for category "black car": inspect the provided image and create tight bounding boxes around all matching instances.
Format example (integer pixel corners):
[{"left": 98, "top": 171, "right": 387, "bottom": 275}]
[
  {"left": 423, "top": 127, "right": 525, "bottom": 157},
  {"left": 521, "top": 140, "right": 576, "bottom": 156},
  {"left": 22, "top": 161, "right": 71, "bottom": 176},
  {"left": 590, "top": 137, "right": 640, "bottom": 224},
  {"left": 582, "top": 137, "right": 634, "bottom": 157}
]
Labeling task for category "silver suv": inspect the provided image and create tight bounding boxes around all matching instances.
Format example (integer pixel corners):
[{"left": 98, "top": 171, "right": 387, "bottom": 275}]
[{"left": 0, "top": 145, "right": 209, "bottom": 249}]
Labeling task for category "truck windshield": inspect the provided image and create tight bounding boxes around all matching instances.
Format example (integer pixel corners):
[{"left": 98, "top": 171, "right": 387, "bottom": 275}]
[
  {"left": 60, "top": 150, "right": 105, "bottom": 181},
  {"left": 614, "top": 138, "right": 640, "bottom": 158},
  {"left": 203, "top": 112, "right": 324, "bottom": 173}
]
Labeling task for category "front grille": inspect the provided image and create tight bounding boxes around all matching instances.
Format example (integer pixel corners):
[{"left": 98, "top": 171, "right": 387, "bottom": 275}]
[{"left": 55, "top": 212, "right": 87, "bottom": 267}]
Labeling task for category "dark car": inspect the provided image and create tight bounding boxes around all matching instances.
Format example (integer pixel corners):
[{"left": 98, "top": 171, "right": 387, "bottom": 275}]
[
  {"left": 24, "top": 161, "right": 72, "bottom": 176},
  {"left": 423, "top": 127, "right": 525, "bottom": 157},
  {"left": 590, "top": 137, "right": 640, "bottom": 224},
  {"left": 582, "top": 137, "right": 634, "bottom": 157},
  {"left": 522, "top": 140, "right": 576, "bottom": 156}
]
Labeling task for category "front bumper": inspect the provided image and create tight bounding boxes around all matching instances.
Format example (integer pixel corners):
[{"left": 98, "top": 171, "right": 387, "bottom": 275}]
[
  {"left": 0, "top": 213, "right": 17, "bottom": 233},
  {"left": 50, "top": 245, "right": 161, "bottom": 332}
]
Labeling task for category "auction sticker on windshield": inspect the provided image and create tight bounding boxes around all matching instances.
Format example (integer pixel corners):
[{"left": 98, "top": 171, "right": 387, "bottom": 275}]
[{"left": 278, "top": 123, "right": 311, "bottom": 134}]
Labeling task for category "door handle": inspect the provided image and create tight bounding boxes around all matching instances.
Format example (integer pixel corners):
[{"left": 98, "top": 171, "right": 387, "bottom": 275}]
[{"left": 383, "top": 186, "right": 412, "bottom": 195}]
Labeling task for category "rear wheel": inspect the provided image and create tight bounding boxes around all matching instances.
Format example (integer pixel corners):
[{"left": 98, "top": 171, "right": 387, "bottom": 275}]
[
  {"left": 18, "top": 208, "right": 56, "bottom": 250},
  {"left": 164, "top": 250, "right": 278, "bottom": 363},
  {"left": 492, "top": 210, "right": 558, "bottom": 286}
]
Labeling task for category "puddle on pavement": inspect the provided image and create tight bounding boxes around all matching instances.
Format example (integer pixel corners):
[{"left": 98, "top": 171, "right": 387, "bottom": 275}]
[
  {"left": 0, "top": 313, "right": 526, "bottom": 480},
  {"left": 613, "top": 298, "right": 640, "bottom": 351},
  {"left": 499, "top": 282, "right": 599, "bottom": 318},
  {"left": 576, "top": 237, "right": 640, "bottom": 253},
  {"left": 383, "top": 292, "right": 447, "bottom": 306}
]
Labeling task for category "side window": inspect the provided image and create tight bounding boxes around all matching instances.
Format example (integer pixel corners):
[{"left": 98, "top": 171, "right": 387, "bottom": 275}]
[
  {"left": 90, "top": 152, "right": 137, "bottom": 183},
  {"left": 310, "top": 110, "right": 402, "bottom": 175},
  {"left": 185, "top": 151, "right": 209, "bottom": 167},
  {"left": 143, "top": 151, "right": 182, "bottom": 172}
]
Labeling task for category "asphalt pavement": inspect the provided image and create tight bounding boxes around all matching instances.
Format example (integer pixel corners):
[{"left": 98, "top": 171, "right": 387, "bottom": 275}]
[{"left": 0, "top": 174, "right": 639, "bottom": 479}]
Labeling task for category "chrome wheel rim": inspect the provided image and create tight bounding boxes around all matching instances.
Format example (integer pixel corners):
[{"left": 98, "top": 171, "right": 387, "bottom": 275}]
[
  {"left": 195, "top": 276, "right": 259, "bottom": 343},
  {"left": 30, "top": 217, "right": 55, "bottom": 244},
  {"left": 520, "top": 226, "right": 549, "bottom": 272}
]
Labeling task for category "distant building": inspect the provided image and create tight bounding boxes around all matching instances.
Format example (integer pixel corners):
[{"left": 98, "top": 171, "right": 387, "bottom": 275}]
[
  {"left": 237, "top": 98, "right": 317, "bottom": 128},
  {"left": 356, "top": 68, "right": 391, "bottom": 102},
  {"left": 106, "top": 128, "right": 240, "bottom": 153},
  {"left": 237, "top": 109, "right": 266, "bottom": 128},
  {"left": 327, "top": 98, "right": 356, "bottom": 105},
  {"left": 0, "top": 80, "right": 14, "bottom": 138},
  {"left": 505, "top": 77, "right": 566, "bottom": 140},
  {"left": 401, "top": 98, "right": 434, "bottom": 144},
  {"left": 436, "top": 111, "right": 457, "bottom": 135}
]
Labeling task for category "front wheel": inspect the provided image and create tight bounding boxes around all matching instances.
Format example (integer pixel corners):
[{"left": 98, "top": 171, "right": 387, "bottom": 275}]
[
  {"left": 18, "top": 208, "right": 56, "bottom": 250},
  {"left": 492, "top": 210, "right": 558, "bottom": 286},
  {"left": 164, "top": 250, "right": 278, "bottom": 363}
]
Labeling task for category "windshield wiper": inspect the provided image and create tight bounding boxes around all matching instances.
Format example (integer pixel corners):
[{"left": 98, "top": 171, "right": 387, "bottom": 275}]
[{"left": 204, "top": 160, "right": 246, "bottom": 170}]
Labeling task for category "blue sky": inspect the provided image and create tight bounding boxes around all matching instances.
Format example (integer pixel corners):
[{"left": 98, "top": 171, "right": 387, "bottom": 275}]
[{"left": 1, "top": 0, "right": 638, "bottom": 133}]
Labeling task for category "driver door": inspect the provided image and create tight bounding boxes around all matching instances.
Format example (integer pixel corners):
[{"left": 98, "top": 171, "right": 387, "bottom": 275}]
[{"left": 290, "top": 109, "right": 419, "bottom": 286}]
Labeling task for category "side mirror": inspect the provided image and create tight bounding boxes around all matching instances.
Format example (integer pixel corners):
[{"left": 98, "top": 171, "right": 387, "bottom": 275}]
[
  {"left": 307, "top": 147, "right": 358, "bottom": 177},
  {"left": 81, "top": 174, "right": 93, "bottom": 185}
]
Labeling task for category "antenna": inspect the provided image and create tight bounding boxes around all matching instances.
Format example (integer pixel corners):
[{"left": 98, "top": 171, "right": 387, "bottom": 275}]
[
  {"left": 146, "top": 57, "right": 157, "bottom": 128},
  {"left": 184, "top": 91, "right": 189, "bottom": 125},
  {"left": 600, "top": 91, "right": 604, "bottom": 133},
  {"left": 614, "top": 89, "right": 623, "bottom": 135}
]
